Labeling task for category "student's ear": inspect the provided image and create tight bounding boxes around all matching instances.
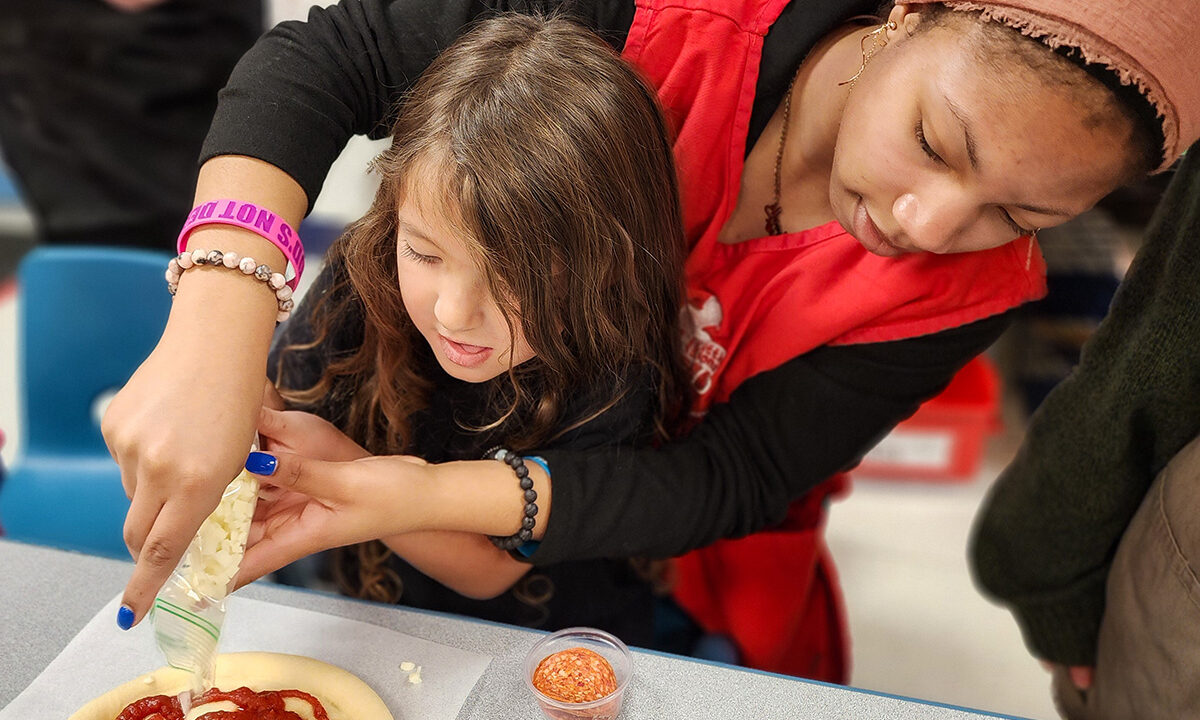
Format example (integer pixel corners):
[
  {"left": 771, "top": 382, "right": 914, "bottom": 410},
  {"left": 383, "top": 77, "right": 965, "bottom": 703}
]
[{"left": 887, "top": 3, "right": 924, "bottom": 39}]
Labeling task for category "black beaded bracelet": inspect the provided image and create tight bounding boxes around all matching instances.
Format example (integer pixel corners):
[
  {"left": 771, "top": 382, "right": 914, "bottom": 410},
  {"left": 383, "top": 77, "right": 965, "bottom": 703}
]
[{"left": 485, "top": 446, "right": 539, "bottom": 551}]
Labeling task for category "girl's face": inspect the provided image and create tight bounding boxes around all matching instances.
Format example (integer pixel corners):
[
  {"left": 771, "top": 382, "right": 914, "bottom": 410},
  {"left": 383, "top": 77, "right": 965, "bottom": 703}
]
[
  {"left": 829, "top": 10, "right": 1134, "bottom": 256},
  {"left": 394, "top": 188, "right": 537, "bottom": 383}
]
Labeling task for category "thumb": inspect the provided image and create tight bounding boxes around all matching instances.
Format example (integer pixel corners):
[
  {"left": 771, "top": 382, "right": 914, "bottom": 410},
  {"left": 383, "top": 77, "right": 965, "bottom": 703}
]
[{"left": 245, "top": 449, "right": 338, "bottom": 499}]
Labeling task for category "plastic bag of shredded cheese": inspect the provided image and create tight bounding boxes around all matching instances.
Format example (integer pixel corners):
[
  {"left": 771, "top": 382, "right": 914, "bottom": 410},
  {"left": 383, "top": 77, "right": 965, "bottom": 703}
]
[{"left": 151, "top": 461, "right": 260, "bottom": 701}]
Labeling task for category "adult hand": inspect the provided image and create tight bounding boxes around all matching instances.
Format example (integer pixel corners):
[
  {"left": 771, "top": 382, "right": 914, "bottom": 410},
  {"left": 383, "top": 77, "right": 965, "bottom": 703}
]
[
  {"left": 102, "top": 335, "right": 267, "bottom": 627},
  {"left": 1040, "top": 661, "right": 1095, "bottom": 690},
  {"left": 104, "top": 259, "right": 281, "bottom": 628},
  {"left": 105, "top": 155, "right": 305, "bottom": 629},
  {"left": 237, "top": 452, "right": 430, "bottom": 588}
]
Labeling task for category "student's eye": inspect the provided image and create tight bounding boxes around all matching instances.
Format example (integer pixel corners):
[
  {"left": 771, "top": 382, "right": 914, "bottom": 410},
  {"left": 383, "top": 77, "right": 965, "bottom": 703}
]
[
  {"left": 399, "top": 241, "right": 439, "bottom": 265},
  {"left": 999, "top": 209, "right": 1036, "bottom": 236},
  {"left": 915, "top": 121, "right": 944, "bottom": 165}
]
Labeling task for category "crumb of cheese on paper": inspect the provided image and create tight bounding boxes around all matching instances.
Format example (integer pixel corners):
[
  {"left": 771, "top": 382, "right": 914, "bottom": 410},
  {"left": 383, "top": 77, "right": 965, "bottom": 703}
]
[{"left": 399, "top": 661, "right": 423, "bottom": 684}]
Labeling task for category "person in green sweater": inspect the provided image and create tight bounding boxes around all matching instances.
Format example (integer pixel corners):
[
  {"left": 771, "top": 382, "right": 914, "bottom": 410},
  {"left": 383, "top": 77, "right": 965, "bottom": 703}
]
[{"left": 971, "top": 143, "right": 1200, "bottom": 719}]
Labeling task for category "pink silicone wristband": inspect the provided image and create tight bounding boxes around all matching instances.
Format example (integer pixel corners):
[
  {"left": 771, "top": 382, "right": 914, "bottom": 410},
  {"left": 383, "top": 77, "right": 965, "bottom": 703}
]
[{"left": 177, "top": 199, "right": 305, "bottom": 289}]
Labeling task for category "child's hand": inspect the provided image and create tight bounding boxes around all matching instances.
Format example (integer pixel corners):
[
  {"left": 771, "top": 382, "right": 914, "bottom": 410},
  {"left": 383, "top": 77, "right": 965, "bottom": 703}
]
[
  {"left": 257, "top": 406, "right": 368, "bottom": 462},
  {"left": 236, "top": 452, "right": 430, "bottom": 588}
]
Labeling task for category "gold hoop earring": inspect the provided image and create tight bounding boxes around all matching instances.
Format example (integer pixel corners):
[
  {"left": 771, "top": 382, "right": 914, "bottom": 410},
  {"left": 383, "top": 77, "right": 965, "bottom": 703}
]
[{"left": 839, "top": 20, "right": 898, "bottom": 88}]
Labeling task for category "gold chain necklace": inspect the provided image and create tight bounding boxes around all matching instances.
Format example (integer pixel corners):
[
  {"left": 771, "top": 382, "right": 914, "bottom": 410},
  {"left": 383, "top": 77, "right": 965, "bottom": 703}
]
[
  {"left": 763, "top": 20, "right": 894, "bottom": 236},
  {"left": 763, "top": 71, "right": 799, "bottom": 236}
]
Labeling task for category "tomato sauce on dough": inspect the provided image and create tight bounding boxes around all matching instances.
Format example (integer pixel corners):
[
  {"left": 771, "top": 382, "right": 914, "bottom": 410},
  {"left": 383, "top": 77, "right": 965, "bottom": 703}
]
[{"left": 116, "top": 687, "right": 330, "bottom": 720}]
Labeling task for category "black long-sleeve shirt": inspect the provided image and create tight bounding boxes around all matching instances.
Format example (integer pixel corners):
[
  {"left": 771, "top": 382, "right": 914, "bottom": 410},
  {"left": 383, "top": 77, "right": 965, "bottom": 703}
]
[{"left": 204, "top": 0, "right": 1013, "bottom": 566}]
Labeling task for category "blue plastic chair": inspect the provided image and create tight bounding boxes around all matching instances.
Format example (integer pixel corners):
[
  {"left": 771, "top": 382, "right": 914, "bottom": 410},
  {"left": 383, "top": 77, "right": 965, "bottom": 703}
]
[{"left": 0, "top": 246, "right": 172, "bottom": 557}]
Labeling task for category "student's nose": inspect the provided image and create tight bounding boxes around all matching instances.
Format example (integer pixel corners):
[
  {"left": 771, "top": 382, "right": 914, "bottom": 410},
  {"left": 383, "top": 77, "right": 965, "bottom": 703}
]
[
  {"left": 892, "top": 183, "right": 974, "bottom": 254},
  {"left": 434, "top": 278, "right": 484, "bottom": 333}
]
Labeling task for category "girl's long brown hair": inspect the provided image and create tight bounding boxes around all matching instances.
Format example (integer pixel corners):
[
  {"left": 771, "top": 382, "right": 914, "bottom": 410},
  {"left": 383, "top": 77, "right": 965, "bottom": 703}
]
[{"left": 276, "top": 14, "right": 690, "bottom": 603}]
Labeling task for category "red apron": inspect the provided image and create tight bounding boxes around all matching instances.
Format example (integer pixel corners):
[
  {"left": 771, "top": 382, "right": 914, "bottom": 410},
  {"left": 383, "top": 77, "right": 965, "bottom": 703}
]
[{"left": 622, "top": 0, "right": 1047, "bottom": 682}]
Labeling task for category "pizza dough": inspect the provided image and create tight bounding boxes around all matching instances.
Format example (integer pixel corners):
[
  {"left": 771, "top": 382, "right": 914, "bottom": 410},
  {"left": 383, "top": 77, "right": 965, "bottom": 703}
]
[{"left": 69, "top": 651, "right": 393, "bottom": 720}]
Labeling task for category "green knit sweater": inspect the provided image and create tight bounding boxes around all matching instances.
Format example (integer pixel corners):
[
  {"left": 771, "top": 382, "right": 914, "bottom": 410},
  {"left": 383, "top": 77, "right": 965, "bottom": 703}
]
[{"left": 971, "top": 145, "right": 1200, "bottom": 667}]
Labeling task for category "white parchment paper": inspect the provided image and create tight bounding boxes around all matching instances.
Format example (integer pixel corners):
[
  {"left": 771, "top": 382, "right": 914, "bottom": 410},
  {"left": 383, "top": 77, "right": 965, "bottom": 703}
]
[{"left": 1, "top": 593, "right": 492, "bottom": 719}]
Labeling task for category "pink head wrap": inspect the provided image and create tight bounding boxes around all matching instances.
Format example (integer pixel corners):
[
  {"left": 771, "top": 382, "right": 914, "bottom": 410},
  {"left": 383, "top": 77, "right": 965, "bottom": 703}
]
[{"left": 900, "top": 0, "right": 1200, "bottom": 172}]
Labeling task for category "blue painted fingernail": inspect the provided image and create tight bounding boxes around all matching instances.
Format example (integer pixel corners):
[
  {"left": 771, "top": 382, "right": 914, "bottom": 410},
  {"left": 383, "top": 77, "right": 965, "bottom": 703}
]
[
  {"left": 117, "top": 604, "right": 135, "bottom": 630},
  {"left": 246, "top": 451, "right": 278, "bottom": 476}
]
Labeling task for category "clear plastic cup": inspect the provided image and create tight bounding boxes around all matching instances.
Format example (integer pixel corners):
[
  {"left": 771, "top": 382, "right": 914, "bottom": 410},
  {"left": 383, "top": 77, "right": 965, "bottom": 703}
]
[{"left": 523, "top": 627, "right": 633, "bottom": 720}]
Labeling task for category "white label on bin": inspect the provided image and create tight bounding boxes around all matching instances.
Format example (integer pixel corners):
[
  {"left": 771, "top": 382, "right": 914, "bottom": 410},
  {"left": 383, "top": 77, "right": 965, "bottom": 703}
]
[{"left": 862, "top": 430, "right": 954, "bottom": 469}]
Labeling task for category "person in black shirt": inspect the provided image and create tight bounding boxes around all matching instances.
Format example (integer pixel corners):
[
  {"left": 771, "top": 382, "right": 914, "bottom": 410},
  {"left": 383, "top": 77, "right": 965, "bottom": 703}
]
[{"left": 0, "top": 0, "right": 262, "bottom": 248}]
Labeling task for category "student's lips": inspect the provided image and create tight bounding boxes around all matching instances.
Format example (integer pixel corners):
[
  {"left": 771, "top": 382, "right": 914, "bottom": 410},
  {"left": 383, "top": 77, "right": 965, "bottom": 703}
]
[
  {"left": 439, "top": 334, "right": 493, "bottom": 368},
  {"left": 852, "top": 200, "right": 905, "bottom": 257}
]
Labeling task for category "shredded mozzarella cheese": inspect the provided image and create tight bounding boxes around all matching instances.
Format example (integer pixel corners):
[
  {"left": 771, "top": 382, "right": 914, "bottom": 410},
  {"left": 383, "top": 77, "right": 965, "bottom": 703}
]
[{"left": 180, "top": 469, "right": 260, "bottom": 599}]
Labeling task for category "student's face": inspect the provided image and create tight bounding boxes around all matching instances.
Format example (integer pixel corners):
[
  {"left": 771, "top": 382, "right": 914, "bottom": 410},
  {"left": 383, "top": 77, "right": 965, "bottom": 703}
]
[
  {"left": 828, "top": 9, "right": 1133, "bottom": 256},
  {"left": 394, "top": 189, "right": 537, "bottom": 383}
]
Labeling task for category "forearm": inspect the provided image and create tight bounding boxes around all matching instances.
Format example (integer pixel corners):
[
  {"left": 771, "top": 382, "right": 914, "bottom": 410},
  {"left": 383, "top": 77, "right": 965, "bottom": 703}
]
[
  {"left": 379, "top": 530, "right": 531, "bottom": 599},
  {"left": 202, "top": 0, "right": 636, "bottom": 211},
  {"left": 183, "top": 155, "right": 306, "bottom": 266},
  {"left": 532, "top": 314, "right": 1012, "bottom": 565},
  {"left": 162, "top": 157, "right": 306, "bottom": 421},
  {"left": 417, "top": 460, "right": 553, "bottom": 540},
  {"left": 155, "top": 271, "right": 277, "bottom": 438}
]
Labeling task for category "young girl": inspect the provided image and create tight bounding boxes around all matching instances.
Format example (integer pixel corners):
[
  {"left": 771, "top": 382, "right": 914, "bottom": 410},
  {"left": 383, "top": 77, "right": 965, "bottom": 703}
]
[{"left": 247, "top": 14, "right": 689, "bottom": 645}]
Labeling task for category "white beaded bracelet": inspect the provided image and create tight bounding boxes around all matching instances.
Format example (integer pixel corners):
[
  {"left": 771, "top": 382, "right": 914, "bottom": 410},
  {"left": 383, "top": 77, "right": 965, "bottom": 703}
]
[{"left": 165, "top": 248, "right": 295, "bottom": 323}]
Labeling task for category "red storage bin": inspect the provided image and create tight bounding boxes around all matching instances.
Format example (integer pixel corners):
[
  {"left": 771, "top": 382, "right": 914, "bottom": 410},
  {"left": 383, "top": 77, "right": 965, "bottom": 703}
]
[{"left": 853, "top": 355, "right": 1002, "bottom": 482}]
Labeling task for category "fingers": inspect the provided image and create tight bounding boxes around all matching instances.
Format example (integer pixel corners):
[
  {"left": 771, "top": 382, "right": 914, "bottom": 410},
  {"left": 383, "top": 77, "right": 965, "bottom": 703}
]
[
  {"left": 1068, "top": 666, "right": 1094, "bottom": 691},
  {"left": 232, "top": 554, "right": 274, "bottom": 591},
  {"left": 122, "top": 491, "right": 162, "bottom": 560},
  {"left": 236, "top": 533, "right": 311, "bottom": 591},
  {"left": 256, "top": 407, "right": 313, "bottom": 455},
  {"left": 257, "top": 483, "right": 286, "bottom": 502},
  {"left": 102, "top": 407, "right": 139, "bottom": 502},
  {"left": 246, "top": 449, "right": 280, "bottom": 477},
  {"left": 247, "top": 450, "right": 333, "bottom": 499},
  {"left": 118, "top": 500, "right": 212, "bottom": 629},
  {"left": 262, "top": 378, "right": 286, "bottom": 411},
  {"left": 247, "top": 450, "right": 346, "bottom": 506},
  {"left": 104, "top": 0, "right": 170, "bottom": 12},
  {"left": 237, "top": 494, "right": 320, "bottom": 591},
  {"left": 257, "top": 406, "right": 288, "bottom": 442},
  {"left": 115, "top": 452, "right": 140, "bottom": 503},
  {"left": 1040, "top": 661, "right": 1095, "bottom": 692}
]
